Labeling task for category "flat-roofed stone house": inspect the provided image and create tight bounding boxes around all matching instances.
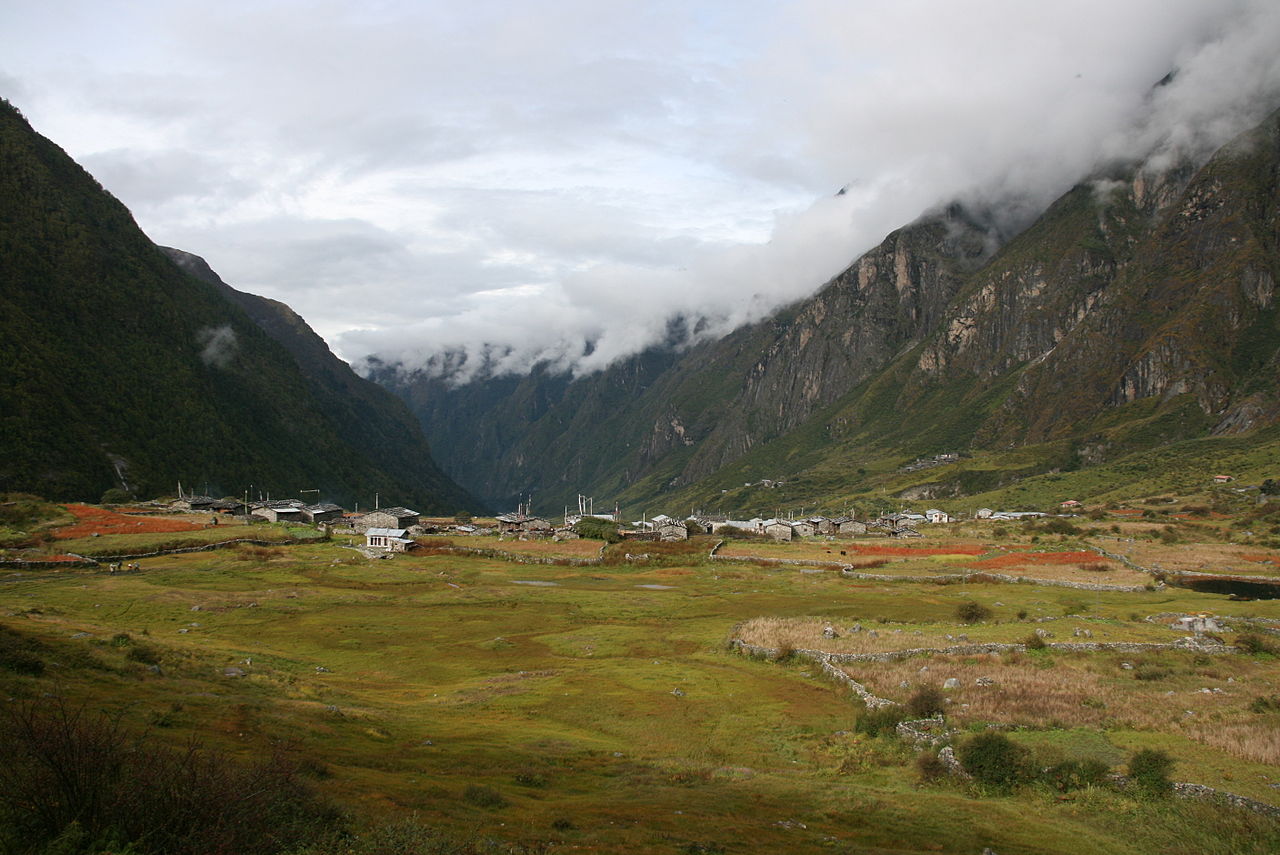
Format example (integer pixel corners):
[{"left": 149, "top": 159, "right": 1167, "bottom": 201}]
[{"left": 365, "top": 527, "right": 414, "bottom": 552}]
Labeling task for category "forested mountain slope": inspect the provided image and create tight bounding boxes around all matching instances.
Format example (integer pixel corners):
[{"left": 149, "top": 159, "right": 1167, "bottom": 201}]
[{"left": 0, "top": 99, "right": 477, "bottom": 512}]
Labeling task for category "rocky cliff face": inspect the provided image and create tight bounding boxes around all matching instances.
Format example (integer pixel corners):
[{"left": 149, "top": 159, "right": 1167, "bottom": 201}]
[{"left": 381, "top": 109, "right": 1280, "bottom": 513}]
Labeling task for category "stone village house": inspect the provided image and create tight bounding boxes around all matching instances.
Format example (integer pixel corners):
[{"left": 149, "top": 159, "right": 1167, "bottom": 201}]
[
  {"left": 365, "top": 527, "right": 414, "bottom": 552},
  {"left": 355, "top": 507, "right": 420, "bottom": 532}
]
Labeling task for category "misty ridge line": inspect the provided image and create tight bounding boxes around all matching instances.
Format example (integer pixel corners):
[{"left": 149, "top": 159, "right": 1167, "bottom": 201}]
[{"left": 348, "top": 7, "right": 1280, "bottom": 388}]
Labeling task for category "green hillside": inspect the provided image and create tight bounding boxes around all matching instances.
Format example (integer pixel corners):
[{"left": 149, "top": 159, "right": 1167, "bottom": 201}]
[{"left": 0, "top": 99, "right": 478, "bottom": 512}]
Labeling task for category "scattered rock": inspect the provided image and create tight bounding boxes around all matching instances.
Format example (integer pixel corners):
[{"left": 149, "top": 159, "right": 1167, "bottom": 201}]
[
  {"left": 190, "top": 605, "right": 202, "bottom": 611},
  {"left": 671, "top": 687, "right": 685, "bottom": 697},
  {"left": 223, "top": 667, "right": 246, "bottom": 678},
  {"left": 943, "top": 678, "right": 960, "bottom": 689},
  {"left": 975, "top": 677, "right": 994, "bottom": 687},
  {"left": 1121, "top": 662, "right": 1134, "bottom": 670},
  {"left": 899, "top": 681, "right": 911, "bottom": 688},
  {"left": 315, "top": 665, "right": 330, "bottom": 673},
  {"left": 822, "top": 625, "right": 839, "bottom": 639}
]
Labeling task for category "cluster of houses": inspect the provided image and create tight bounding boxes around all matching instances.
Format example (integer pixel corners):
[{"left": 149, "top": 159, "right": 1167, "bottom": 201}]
[
  {"left": 899, "top": 452, "right": 961, "bottom": 473},
  {"left": 167, "top": 494, "right": 425, "bottom": 552},
  {"left": 168, "top": 487, "right": 1104, "bottom": 555}
]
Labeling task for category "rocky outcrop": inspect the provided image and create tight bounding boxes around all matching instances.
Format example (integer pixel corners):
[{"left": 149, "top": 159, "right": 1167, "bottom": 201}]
[{"left": 382, "top": 109, "right": 1280, "bottom": 512}]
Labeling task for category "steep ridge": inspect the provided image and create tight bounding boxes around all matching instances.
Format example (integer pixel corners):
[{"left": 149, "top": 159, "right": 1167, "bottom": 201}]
[
  {"left": 382, "top": 204, "right": 1001, "bottom": 511},
  {"left": 386, "top": 108, "right": 1280, "bottom": 515},
  {"left": 161, "top": 247, "right": 480, "bottom": 512},
  {"left": 0, "top": 99, "right": 478, "bottom": 511}
]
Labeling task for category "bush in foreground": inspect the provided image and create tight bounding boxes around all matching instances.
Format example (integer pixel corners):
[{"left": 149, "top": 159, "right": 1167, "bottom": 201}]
[
  {"left": 957, "top": 731, "right": 1030, "bottom": 793},
  {"left": 955, "top": 601, "right": 993, "bottom": 624},
  {"left": 0, "top": 699, "right": 343, "bottom": 855},
  {"left": 1128, "top": 748, "right": 1174, "bottom": 798}
]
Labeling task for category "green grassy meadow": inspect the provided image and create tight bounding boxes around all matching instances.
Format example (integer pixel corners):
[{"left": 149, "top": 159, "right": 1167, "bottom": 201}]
[{"left": 3, "top": 516, "right": 1280, "bottom": 853}]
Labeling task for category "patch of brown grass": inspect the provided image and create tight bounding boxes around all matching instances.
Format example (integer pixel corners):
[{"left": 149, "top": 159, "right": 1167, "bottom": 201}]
[{"left": 842, "top": 654, "right": 1280, "bottom": 766}]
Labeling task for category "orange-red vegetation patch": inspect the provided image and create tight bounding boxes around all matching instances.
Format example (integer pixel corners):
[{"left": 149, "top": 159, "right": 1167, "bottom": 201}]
[
  {"left": 844, "top": 543, "right": 987, "bottom": 557},
  {"left": 968, "top": 550, "right": 1105, "bottom": 569},
  {"left": 1243, "top": 553, "right": 1280, "bottom": 564},
  {"left": 55, "top": 504, "right": 204, "bottom": 539}
]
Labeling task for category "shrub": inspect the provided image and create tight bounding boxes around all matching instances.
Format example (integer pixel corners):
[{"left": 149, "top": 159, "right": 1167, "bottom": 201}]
[
  {"left": 854, "top": 704, "right": 907, "bottom": 737},
  {"left": 0, "top": 625, "right": 46, "bottom": 676},
  {"left": 769, "top": 642, "right": 796, "bottom": 663},
  {"left": 956, "top": 601, "right": 993, "bottom": 624},
  {"left": 462, "top": 784, "right": 507, "bottom": 809},
  {"left": 906, "top": 686, "right": 946, "bottom": 718},
  {"left": 573, "top": 517, "right": 622, "bottom": 543},
  {"left": 100, "top": 488, "right": 132, "bottom": 504},
  {"left": 1133, "top": 665, "right": 1172, "bottom": 681},
  {"left": 1128, "top": 748, "right": 1174, "bottom": 797},
  {"left": 1249, "top": 695, "right": 1280, "bottom": 713},
  {"left": 915, "top": 751, "right": 948, "bottom": 783},
  {"left": 958, "top": 732, "right": 1030, "bottom": 793},
  {"left": 1235, "top": 633, "right": 1279, "bottom": 655},
  {"left": 1040, "top": 518, "right": 1081, "bottom": 535},
  {"left": 1024, "top": 633, "right": 1047, "bottom": 650},
  {"left": 235, "top": 544, "right": 284, "bottom": 561},
  {"left": 126, "top": 644, "right": 162, "bottom": 665},
  {"left": 0, "top": 700, "right": 344, "bottom": 854},
  {"left": 514, "top": 770, "right": 547, "bottom": 788},
  {"left": 1041, "top": 759, "right": 1110, "bottom": 792}
]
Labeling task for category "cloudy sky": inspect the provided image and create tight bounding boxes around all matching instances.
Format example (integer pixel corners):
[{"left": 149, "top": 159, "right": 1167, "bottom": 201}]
[{"left": 4, "top": 1, "right": 1279, "bottom": 380}]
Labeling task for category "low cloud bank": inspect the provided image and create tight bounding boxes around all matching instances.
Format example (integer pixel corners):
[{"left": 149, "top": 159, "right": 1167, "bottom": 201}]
[{"left": 345, "top": 1, "right": 1280, "bottom": 384}]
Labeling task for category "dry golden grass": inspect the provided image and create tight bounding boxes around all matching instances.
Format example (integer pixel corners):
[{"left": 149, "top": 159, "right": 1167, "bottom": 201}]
[
  {"left": 962, "top": 560, "right": 1152, "bottom": 586},
  {"left": 1107, "top": 540, "right": 1280, "bottom": 578},
  {"left": 838, "top": 654, "right": 1280, "bottom": 767},
  {"left": 734, "top": 616, "right": 1173, "bottom": 655}
]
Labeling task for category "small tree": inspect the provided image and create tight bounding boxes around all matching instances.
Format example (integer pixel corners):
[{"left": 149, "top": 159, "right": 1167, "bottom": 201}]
[
  {"left": 956, "top": 601, "right": 993, "bottom": 624},
  {"left": 958, "top": 731, "right": 1030, "bottom": 793},
  {"left": 906, "top": 686, "right": 946, "bottom": 718},
  {"left": 1128, "top": 748, "right": 1174, "bottom": 797},
  {"left": 453, "top": 510, "right": 472, "bottom": 525}
]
